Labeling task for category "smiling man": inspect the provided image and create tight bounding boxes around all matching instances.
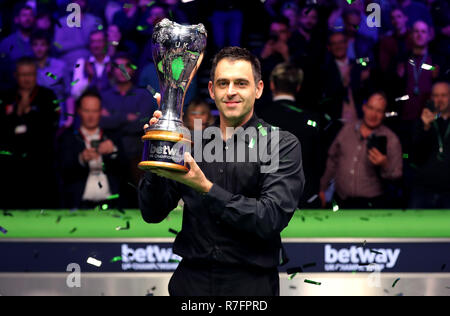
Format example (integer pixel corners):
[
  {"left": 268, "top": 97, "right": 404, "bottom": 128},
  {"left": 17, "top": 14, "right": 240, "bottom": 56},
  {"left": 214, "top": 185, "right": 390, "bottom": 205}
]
[{"left": 139, "top": 47, "right": 304, "bottom": 296}]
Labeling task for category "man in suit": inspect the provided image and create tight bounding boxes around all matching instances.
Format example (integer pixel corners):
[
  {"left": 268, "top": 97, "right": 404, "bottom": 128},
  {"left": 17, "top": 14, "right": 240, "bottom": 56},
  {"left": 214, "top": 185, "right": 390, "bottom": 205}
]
[
  {"left": 258, "top": 62, "right": 321, "bottom": 208},
  {"left": 57, "top": 89, "right": 126, "bottom": 209}
]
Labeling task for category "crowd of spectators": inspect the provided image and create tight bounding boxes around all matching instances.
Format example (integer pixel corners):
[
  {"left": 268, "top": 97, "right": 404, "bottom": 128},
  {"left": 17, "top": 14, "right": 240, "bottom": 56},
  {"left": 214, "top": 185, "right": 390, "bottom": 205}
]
[{"left": 0, "top": 0, "right": 449, "bottom": 210}]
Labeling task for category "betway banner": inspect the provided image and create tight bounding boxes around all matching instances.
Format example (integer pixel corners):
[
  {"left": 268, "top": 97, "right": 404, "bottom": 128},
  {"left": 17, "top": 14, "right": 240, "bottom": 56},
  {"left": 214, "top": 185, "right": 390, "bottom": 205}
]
[{"left": 1, "top": 241, "right": 449, "bottom": 273}]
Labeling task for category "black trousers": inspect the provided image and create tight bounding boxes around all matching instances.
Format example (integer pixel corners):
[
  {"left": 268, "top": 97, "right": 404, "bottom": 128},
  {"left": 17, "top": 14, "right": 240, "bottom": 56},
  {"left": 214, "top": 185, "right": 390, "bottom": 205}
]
[{"left": 168, "top": 259, "right": 280, "bottom": 296}]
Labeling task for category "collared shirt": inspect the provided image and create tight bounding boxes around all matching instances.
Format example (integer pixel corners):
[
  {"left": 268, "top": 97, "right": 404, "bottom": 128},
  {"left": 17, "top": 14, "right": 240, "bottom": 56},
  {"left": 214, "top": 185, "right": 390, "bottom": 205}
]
[
  {"left": 138, "top": 114, "right": 304, "bottom": 269},
  {"left": 0, "top": 31, "right": 33, "bottom": 61},
  {"left": 320, "top": 120, "right": 403, "bottom": 199},
  {"left": 273, "top": 95, "right": 295, "bottom": 102},
  {"left": 79, "top": 127, "right": 112, "bottom": 202}
]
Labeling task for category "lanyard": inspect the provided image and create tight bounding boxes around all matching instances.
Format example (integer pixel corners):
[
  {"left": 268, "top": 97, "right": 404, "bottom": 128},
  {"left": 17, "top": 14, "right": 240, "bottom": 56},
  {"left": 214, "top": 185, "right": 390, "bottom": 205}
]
[
  {"left": 432, "top": 120, "right": 450, "bottom": 158},
  {"left": 412, "top": 54, "right": 428, "bottom": 95}
]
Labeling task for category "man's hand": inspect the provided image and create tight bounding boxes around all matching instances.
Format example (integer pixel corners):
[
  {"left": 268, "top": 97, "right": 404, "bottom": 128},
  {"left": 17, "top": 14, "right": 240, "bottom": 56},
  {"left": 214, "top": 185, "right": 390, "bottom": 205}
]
[
  {"left": 421, "top": 108, "right": 436, "bottom": 131},
  {"left": 150, "top": 152, "right": 213, "bottom": 194},
  {"left": 368, "top": 148, "right": 388, "bottom": 168},
  {"left": 81, "top": 148, "right": 100, "bottom": 163},
  {"left": 98, "top": 139, "right": 115, "bottom": 155}
]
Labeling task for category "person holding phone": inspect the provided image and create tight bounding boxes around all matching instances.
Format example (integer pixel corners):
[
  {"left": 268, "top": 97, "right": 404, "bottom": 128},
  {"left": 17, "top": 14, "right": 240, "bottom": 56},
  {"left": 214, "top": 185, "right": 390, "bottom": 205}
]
[
  {"left": 57, "top": 89, "right": 126, "bottom": 209},
  {"left": 319, "top": 92, "right": 403, "bottom": 209},
  {"left": 410, "top": 82, "right": 450, "bottom": 208}
]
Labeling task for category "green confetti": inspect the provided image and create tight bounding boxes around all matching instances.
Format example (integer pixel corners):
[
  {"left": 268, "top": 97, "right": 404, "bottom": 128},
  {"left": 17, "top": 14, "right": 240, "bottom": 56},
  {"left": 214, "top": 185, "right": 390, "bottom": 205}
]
[
  {"left": 97, "top": 25, "right": 104, "bottom": 31},
  {"left": 157, "top": 61, "right": 163, "bottom": 73},
  {"left": 0, "top": 151, "right": 13, "bottom": 156},
  {"left": 53, "top": 42, "right": 62, "bottom": 49},
  {"left": 110, "top": 256, "right": 122, "bottom": 263},
  {"left": 257, "top": 123, "right": 267, "bottom": 136},
  {"left": 129, "top": 64, "right": 138, "bottom": 70},
  {"left": 307, "top": 120, "right": 317, "bottom": 128},
  {"left": 107, "top": 194, "right": 120, "bottom": 200},
  {"left": 123, "top": 3, "right": 133, "bottom": 9},
  {"left": 403, "top": 153, "right": 409, "bottom": 159},
  {"left": 117, "top": 64, "right": 131, "bottom": 81},
  {"left": 288, "top": 273, "right": 297, "bottom": 280},
  {"left": 324, "top": 114, "right": 332, "bottom": 121},
  {"left": 360, "top": 217, "right": 370, "bottom": 221},
  {"left": 136, "top": 25, "right": 148, "bottom": 32},
  {"left": 53, "top": 99, "right": 62, "bottom": 104},
  {"left": 71, "top": 79, "right": 80, "bottom": 86},
  {"left": 169, "top": 259, "right": 180, "bottom": 263},
  {"left": 171, "top": 57, "right": 185, "bottom": 81},
  {"left": 332, "top": 200, "right": 339, "bottom": 212},
  {"left": 69, "top": 228, "right": 77, "bottom": 234},
  {"left": 146, "top": 1, "right": 155, "bottom": 7},
  {"left": 304, "top": 279, "right": 321, "bottom": 285},
  {"left": 102, "top": 204, "right": 109, "bottom": 211},
  {"left": 392, "top": 278, "right": 400, "bottom": 288},
  {"left": 46, "top": 72, "right": 58, "bottom": 80}
]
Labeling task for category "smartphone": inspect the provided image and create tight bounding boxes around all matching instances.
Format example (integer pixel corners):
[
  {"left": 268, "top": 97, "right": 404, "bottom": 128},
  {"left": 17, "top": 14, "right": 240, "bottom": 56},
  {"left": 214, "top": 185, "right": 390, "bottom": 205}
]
[
  {"left": 425, "top": 100, "right": 436, "bottom": 112},
  {"left": 91, "top": 140, "right": 101, "bottom": 150},
  {"left": 367, "top": 135, "right": 387, "bottom": 155}
]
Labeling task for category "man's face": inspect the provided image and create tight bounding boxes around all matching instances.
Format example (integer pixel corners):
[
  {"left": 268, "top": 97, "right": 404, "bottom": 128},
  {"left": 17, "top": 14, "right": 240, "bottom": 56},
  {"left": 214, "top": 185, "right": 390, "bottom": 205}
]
[
  {"left": 208, "top": 59, "right": 263, "bottom": 126},
  {"left": 344, "top": 13, "right": 361, "bottom": 37},
  {"left": 431, "top": 83, "right": 450, "bottom": 113},
  {"left": 328, "top": 33, "right": 348, "bottom": 60},
  {"left": 108, "top": 25, "right": 122, "bottom": 42},
  {"left": 298, "top": 8, "right": 318, "bottom": 32},
  {"left": 363, "top": 95, "right": 387, "bottom": 129},
  {"left": 17, "top": 8, "right": 35, "bottom": 31},
  {"left": 391, "top": 9, "right": 408, "bottom": 31},
  {"left": 89, "top": 32, "right": 107, "bottom": 57},
  {"left": 270, "top": 22, "right": 290, "bottom": 42},
  {"left": 36, "top": 15, "right": 51, "bottom": 31},
  {"left": 186, "top": 105, "right": 210, "bottom": 130},
  {"left": 79, "top": 96, "right": 102, "bottom": 130},
  {"left": 113, "top": 57, "right": 134, "bottom": 83},
  {"left": 32, "top": 39, "right": 49, "bottom": 60},
  {"left": 16, "top": 64, "right": 37, "bottom": 90},
  {"left": 412, "top": 21, "right": 430, "bottom": 47}
]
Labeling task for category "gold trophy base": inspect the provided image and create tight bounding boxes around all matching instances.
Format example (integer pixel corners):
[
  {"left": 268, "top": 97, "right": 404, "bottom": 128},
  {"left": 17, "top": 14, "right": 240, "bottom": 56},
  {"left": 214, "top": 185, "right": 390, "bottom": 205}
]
[{"left": 139, "top": 130, "right": 191, "bottom": 173}]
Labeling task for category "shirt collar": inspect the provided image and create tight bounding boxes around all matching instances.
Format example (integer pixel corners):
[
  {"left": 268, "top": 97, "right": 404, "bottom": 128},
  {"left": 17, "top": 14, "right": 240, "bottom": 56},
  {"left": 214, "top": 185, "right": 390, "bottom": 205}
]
[
  {"left": 213, "top": 112, "right": 260, "bottom": 144},
  {"left": 80, "top": 126, "right": 101, "bottom": 140},
  {"left": 273, "top": 95, "right": 295, "bottom": 102},
  {"left": 89, "top": 55, "right": 110, "bottom": 64}
]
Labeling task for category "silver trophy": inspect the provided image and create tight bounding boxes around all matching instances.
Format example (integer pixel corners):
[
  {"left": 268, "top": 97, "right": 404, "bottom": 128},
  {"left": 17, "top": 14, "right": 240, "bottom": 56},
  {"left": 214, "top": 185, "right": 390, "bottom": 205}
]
[{"left": 139, "top": 19, "right": 207, "bottom": 172}]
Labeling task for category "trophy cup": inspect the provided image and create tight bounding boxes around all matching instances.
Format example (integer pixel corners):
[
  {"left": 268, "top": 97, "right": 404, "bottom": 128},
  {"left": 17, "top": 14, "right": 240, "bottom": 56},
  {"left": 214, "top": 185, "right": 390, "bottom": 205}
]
[{"left": 139, "top": 19, "right": 207, "bottom": 172}]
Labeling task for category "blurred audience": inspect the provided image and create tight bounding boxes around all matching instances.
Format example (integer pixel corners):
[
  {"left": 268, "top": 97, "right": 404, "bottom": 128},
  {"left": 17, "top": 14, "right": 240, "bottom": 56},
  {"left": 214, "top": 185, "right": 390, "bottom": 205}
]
[{"left": 183, "top": 99, "right": 215, "bottom": 131}]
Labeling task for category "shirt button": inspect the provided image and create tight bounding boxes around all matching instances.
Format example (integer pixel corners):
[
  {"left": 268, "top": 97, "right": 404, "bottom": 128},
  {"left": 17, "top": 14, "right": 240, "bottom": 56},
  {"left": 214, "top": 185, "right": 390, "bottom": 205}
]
[
  {"left": 219, "top": 169, "right": 224, "bottom": 173},
  {"left": 357, "top": 146, "right": 362, "bottom": 151},
  {"left": 350, "top": 169, "right": 355, "bottom": 175},
  {"left": 225, "top": 146, "right": 229, "bottom": 150}
]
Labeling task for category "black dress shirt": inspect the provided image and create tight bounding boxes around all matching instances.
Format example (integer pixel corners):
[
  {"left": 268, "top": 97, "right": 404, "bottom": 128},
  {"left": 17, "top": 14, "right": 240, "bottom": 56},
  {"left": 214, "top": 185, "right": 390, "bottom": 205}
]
[{"left": 139, "top": 113, "right": 304, "bottom": 269}]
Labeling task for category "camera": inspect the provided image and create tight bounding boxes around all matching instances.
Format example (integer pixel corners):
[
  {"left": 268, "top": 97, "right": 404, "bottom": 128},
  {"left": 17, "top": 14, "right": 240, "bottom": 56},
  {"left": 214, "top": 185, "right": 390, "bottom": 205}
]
[
  {"left": 367, "top": 135, "right": 387, "bottom": 155},
  {"left": 90, "top": 140, "right": 101, "bottom": 150}
]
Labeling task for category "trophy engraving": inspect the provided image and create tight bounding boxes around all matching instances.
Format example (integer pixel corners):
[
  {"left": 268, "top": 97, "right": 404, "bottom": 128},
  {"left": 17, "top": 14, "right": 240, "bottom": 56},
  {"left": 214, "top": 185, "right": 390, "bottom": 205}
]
[{"left": 139, "top": 19, "right": 207, "bottom": 172}]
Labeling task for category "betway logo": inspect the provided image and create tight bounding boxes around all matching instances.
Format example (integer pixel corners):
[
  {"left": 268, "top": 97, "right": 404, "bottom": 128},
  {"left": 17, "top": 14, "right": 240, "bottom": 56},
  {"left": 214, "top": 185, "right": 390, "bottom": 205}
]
[
  {"left": 121, "top": 244, "right": 182, "bottom": 271},
  {"left": 324, "top": 244, "right": 401, "bottom": 271},
  {"left": 150, "top": 144, "right": 179, "bottom": 156}
]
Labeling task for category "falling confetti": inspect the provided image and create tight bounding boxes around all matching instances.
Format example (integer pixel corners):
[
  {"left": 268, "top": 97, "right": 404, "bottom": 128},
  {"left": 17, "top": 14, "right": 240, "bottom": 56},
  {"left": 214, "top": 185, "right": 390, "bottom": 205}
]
[
  {"left": 102, "top": 204, "right": 109, "bottom": 211},
  {"left": 421, "top": 63, "right": 435, "bottom": 71},
  {"left": 69, "top": 228, "right": 77, "bottom": 234},
  {"left": 87, "top": 257, "right": 102, "bottom": 267},
  {"left": 304, "top": 279, "right": 321, "bottom": 285},
  {"left": 392, "top": 278, "right": 400, "bottom": 288},
  {"left": 257, "top": 123, "right": 267, "bottom": 136},
  {"left": 360, "top": 217, "right": 370, "bottom": 221},
  {"left": 117, "top": 63, "right": 131, "bottom": 81},
  {"left": 54, "top": 42, "right": 62, "bottom": 49},
  {"left": 395, "top": 95, "right": 410, "bottom": 102},
  {"left": 110, "top": 256, "right": 122, "bottom": 263},
  {"left": 385, "top": 112, "right": 398, "bottom": 118},
  {"left": 0, "top": 226, "right": 8, "bottom": 234},
  {"left": 98, "top": 182, "right": 103, "bottom": 189},
  {"left": 116, "top": 221, "right": 130, "bottom": 231},
  {"left": 288, "top": 273, "right": 297, "bottom": 280},
  {"left": 46, "top": 72, "right": 58, "bottom": 80},
  {"left": 56, "top": 216, "right": 62, "bottom": 223},
  {"left": 307, "top": 120, "right": 318, "bottom": 128},
  {"left": 169, "top": 259, "right": 180, "bottom": 263},
  {"left": 71, "top": 79, "right": 80, "bottom": 86},
  {"left": 332, "top": 200, "right": 339, "bottom": 212},
  {"left": 107, "top": 194, "right": 120, "bottom": 200},
  {"left": 169, "top": 228, "right": 178, "bottom": 235},
  {"left": 0, "top": 151, "right": 13, "bottom": 156}
]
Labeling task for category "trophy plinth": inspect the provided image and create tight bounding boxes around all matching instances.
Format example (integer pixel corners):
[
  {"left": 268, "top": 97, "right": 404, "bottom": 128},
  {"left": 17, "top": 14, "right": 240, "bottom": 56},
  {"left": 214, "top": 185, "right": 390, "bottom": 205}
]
[{"left": 138, "top": 19, "right": 207, "bottom": 173}]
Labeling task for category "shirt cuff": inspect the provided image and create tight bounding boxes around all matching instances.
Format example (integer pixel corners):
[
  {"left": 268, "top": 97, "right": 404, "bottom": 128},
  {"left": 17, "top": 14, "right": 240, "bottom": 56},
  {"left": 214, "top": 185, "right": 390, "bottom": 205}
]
[{"left": 202, "top": 183, "right": 233, "bottom": 218}]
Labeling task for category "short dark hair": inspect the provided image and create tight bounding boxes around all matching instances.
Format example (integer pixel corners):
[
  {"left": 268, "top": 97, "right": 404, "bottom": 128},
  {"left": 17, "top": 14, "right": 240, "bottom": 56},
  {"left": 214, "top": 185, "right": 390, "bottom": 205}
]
[
  {"left": 76, "top": 88, "right": 102, "bottom": 110},
  {"left": 30, "top": 30, "right": 51, "bottom": 45},
  {"left": 270, "top": 63, "right": 304, "bottom": 94},
  {"left": 89, "top": 29, "right": 107, "bottom": 40},
  {"left": 328, "top": 31, "right": 347, "bottom": 44},
  {"left": 271, "top": 16, "right": 290, "bottom": 28},
  {"left": 390, "top": 6, "right": 407, "bottom": 17},
  {"left": 14, "top": 4, "right": 34, "bottom": 17},
  {"left": 210, "top": 47, "right": 262, "bottom": 84},
  {"left": 16, "top": 57, "right": 36, "bottom": 71}
]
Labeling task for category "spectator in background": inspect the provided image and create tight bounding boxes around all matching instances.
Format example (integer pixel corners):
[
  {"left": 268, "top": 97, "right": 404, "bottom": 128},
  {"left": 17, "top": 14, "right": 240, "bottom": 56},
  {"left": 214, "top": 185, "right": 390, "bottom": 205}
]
[
  {"left": 342, "top": 7, "right": 375, "bottom": 62},
  {"left": 35, "top": 9, "right": 53, "bottom": 33},
  {"left": 112, "top": 0, "right": 140, "bottom": 41},
  {"left": 54, "top": 0, "right": 102, "bottom": 69},
  {"left": 430, "top": 0, "right": 450, "bottom": 82},
  {"left": 31, "top": 30, "right": 70, "bottom": 127},
  {"left": 58, "top": 89, "right": 125, "bottom": 209},
  {"left": 210, "top": 0, "right": 243, "bottom": 50},
  {"left": 320, "top": 93, "right": 403, "bottom": 209},
  {"left": 258, "top": 17, "right": 291, "bottom": 103},
  {"left": 183, "top": 99, "right": 215, "bottom": 131},
  {"left": 396, "top": 0, "right": 433, "bottom": 28},
  {"left": 71, "top": 30, "right": 113, "bottom": 99},
  {"left": 161, "top": 0, "right": 190, "bottom": 24},
  {"left": 100, "top": 53, "right": 158, "bottom": 207},
  {"left": 379, "top": 7, "right": 413, "bottom": 74},
  {"left": 0, "top": 57, "right": 60, "bottom": 209},
  {"left": 107, "top": 24, "right": 138, "bottom": 61},
  {"left": 280, "top": 1, "right": 298, "bottom": 32},
  {"left": 258, "top": 63, "right": 322, "bottom": 208},
  {"left": 0, "top": 4, "right": 35, "bottom": 61},
  {"left": 409, "top": 82, "right": 450, "bottom": 208},
  {"left": 320, "top": 32, "right": 371, "bottom": 133}
]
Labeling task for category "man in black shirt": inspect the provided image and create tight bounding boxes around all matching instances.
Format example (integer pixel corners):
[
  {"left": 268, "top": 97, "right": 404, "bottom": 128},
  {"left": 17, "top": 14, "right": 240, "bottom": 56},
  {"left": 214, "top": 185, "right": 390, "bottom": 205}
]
[
  {"left": 410, "top": 82, "right": 450, "bottom": 208},
  {"left": 139, "top": 47, "right": 304, "bottom": 296}
]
